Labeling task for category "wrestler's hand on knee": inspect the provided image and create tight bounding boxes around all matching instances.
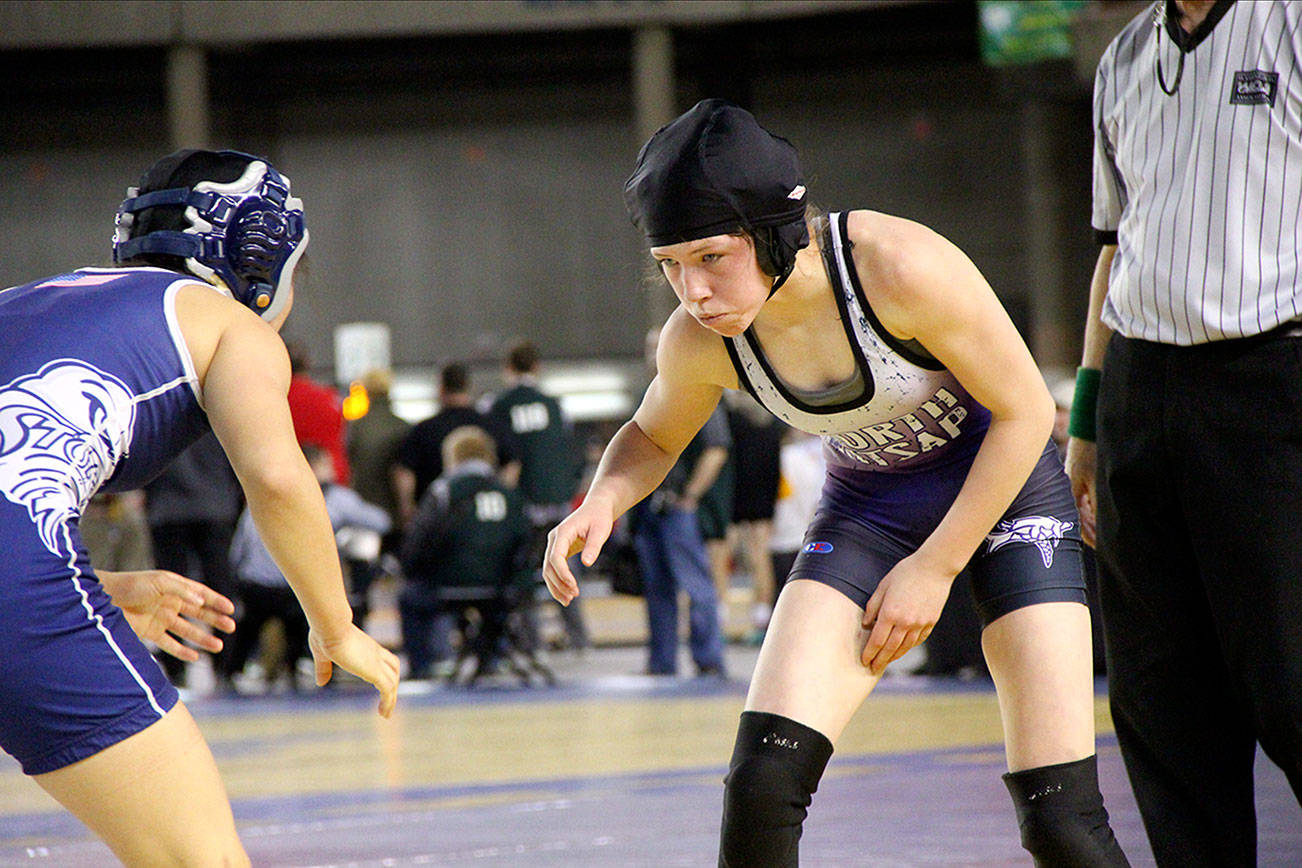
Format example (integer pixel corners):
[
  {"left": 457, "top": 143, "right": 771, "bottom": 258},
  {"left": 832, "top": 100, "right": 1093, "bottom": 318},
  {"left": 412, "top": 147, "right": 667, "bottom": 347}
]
[
  {"left": 860, "top": 554, "right": 954, "bottom": 675},
  {"left": 99, "top": 569, "right": 237, "bottom": 662},
  {"left": 309, "top": 624, "right": 400, "bottom": 718}
]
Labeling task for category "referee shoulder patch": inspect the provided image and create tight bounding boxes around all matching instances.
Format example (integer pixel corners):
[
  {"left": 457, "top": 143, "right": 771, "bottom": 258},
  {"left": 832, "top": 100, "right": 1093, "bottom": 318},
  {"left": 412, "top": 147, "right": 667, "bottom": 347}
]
[{"left": 1230, "top": 70, "right": 1278, "bottom": 107}]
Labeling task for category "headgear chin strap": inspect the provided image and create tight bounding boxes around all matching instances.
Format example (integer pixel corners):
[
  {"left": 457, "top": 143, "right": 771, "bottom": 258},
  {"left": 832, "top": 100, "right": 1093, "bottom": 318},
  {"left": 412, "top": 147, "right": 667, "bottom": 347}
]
[{"left": 113, "top": 156, "right": 308, "bottom": 322}]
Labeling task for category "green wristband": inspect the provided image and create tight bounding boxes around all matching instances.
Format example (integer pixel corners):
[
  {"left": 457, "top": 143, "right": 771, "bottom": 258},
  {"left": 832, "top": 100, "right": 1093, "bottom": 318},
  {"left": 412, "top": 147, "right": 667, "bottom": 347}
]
[{"left": 1067, "top": 367, "right": 1101, "bottom": 442}]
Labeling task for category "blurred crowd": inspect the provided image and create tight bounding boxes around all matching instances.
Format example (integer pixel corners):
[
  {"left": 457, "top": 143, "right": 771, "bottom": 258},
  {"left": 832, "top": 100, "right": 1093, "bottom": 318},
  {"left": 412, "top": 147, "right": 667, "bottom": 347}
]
[{"left": 80, "top": 335, "right": 1097, "bottom": 692}]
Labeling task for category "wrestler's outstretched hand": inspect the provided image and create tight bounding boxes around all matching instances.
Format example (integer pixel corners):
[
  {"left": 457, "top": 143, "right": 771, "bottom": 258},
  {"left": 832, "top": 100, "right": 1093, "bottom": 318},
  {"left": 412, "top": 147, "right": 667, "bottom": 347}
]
[
  {"left": 309, "top": 624, "right": 400, "bottom": 718},
  {"left": 542, "top": 498, "right": 613, "bottom": 606},
  {"left": 99, "top": 568, "right": 236, "bottom": 662}
]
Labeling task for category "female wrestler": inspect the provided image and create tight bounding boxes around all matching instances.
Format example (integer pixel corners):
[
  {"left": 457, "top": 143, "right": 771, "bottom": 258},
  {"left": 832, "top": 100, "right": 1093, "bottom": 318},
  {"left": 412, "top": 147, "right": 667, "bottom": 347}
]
[
  {"left": 0, "top": 149, "right": 399, "bottom": 866},
  {"left": 543, "top": 100, "right": 1128, "bottom": 866}
]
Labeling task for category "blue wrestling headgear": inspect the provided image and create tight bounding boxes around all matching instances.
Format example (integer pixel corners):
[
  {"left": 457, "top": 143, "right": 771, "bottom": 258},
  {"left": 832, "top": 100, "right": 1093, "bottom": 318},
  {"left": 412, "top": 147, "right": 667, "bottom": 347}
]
[{"left": 112, "top": 149, "right": 308, "bottom": 322}]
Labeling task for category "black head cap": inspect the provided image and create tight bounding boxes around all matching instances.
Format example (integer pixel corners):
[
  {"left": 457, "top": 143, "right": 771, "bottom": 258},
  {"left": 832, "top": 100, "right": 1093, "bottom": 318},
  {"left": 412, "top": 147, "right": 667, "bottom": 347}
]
[{"left": 623, "top": 99, "right": 808, "bottom": 248}]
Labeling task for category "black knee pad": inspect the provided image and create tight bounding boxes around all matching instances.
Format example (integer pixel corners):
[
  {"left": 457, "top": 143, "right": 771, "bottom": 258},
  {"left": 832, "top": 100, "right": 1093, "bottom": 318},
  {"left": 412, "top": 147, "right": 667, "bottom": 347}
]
[
  {"left": 719, "top": 711, "right": 834, "bottom": 868},
  {"left": 1003, "top": 755, "right": 1130, "bottom": 867}
]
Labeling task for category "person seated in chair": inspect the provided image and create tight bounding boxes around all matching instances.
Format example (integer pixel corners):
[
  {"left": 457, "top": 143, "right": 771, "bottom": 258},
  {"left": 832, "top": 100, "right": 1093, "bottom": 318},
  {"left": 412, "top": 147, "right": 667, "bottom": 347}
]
[
  {"left": 399, "top": 425, "right": 529, "bottom": 681},
  {"left": 228, "top": 444, "right": 392, "bottom": 691}
]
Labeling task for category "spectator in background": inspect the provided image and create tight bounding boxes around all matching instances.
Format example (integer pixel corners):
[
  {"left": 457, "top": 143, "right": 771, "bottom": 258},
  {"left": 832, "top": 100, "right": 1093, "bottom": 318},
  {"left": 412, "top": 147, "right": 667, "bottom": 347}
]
[
  {"left": 286, "top": 340, "right": 350, "bottom": 486},
  {"left": 486, "top": 341, "right": 590, "bottom": 651},
  {"left": 622, "top": 325, "right": 729, "bottom": 676},
  {"left": 394, "top": 362, "right": 519, "bottom": 530},
  {"left": 399, "top": 426, "right": 529, "bottom": 681},
  {"left": 345, "top": 367, "right": 411, "bottom": 625},
  {"left": 699, "top": 424, "right": 735, "bottom": 637},
  {"left": 724, "top": 390, "right": 784, "bottom": 643},
  {"left": 767, "top": 428, "right": 824, "bottom": 607},
  {"left": 227, "top": 445, "right": 391, "bottom": 691},
  {"left": 633, "top": 414, "right": 730, "bottom": 676},
  {"left": 347, "top": 367, "right": 410, "bottom": 534},
  {"left": 144, "top": 432, "right": 242, "bottom": 691},
  {"left": 627, "top": 328, "right": 728, "bottom": 678}
]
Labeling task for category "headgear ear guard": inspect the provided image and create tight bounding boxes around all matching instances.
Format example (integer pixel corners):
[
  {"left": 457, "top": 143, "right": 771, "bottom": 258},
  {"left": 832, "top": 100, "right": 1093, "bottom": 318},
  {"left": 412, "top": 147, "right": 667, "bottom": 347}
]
[
  {"left": 751, "top": 221, "right": 812, "bottom": 290},
  {"left": 112, "top": 149, "right": 308, "bottom": 322},
  {"left": 624, "top": 99, "right": 811, "bottom": 295}
]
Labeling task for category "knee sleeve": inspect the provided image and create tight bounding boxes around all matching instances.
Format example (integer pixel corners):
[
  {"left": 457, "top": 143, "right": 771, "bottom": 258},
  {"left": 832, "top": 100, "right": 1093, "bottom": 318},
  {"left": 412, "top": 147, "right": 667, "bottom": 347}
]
[
  {"left": 719, "top": 711, "right": 834, "bottom": 868},
  {"left": 1003, "top": 755, "right": 1130, "bottom": 868}
]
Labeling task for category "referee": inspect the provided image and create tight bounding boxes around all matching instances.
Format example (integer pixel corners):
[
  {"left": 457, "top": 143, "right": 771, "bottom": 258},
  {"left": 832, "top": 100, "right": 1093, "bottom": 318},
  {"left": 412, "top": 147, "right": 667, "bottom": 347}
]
[{"left": 1066, "top": 1, "right": 1302, "bottom": 864}]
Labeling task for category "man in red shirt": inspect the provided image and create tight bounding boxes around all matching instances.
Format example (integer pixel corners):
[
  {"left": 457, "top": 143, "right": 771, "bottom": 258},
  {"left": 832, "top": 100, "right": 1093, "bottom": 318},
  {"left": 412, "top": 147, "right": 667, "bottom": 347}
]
[{"left": 286, "top": 341, "right": 350, "bottom": 485}]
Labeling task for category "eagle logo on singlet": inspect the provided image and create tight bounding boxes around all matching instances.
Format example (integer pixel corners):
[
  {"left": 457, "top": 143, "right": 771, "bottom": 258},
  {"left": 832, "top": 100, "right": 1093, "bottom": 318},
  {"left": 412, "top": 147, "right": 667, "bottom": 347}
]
[
  {"left": 985, "top": 516, "right": 1074, "bottom": 569},
  {"left": 0, "top": 360, "right": 136, "bottom": 555}
]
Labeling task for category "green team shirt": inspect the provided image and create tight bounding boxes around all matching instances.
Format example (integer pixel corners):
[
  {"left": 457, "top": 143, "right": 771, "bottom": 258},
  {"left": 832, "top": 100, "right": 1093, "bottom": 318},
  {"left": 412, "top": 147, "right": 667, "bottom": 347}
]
[
  {"left": 400, "top": 461, "right": 530, "bottom": 590},
  {"left": 487, "top": 381, "right": 580, "bottom": 507}
]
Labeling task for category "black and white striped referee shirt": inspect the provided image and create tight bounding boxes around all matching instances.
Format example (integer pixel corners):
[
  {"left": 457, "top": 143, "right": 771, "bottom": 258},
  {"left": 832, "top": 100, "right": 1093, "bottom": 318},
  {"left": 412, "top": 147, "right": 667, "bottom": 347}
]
[{"left": 1093, "top": 0, "right": 1302, "bottom": 345}]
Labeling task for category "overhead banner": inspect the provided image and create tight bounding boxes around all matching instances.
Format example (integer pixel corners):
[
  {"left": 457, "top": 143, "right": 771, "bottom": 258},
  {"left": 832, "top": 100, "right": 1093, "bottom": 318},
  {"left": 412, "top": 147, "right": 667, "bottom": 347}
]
[{"left": 977, "top": 0, "right": 1085, "bottom": 67}]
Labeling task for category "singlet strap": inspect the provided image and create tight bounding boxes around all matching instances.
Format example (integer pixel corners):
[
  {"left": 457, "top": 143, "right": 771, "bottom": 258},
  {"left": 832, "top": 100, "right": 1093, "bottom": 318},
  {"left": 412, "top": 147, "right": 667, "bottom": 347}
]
[
  {"left": 724, "top": 337, "right": 763, "bottom": 403},
  {"left": 826, "top": 212, "right": 942, "bottom": 371}
]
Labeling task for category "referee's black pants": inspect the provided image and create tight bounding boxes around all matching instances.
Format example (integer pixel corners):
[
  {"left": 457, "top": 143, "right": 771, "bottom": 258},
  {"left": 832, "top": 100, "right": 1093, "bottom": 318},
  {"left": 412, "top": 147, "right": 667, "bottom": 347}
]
[{"left": 1095, "top": 330, "right": 1302, "bottom": 867}]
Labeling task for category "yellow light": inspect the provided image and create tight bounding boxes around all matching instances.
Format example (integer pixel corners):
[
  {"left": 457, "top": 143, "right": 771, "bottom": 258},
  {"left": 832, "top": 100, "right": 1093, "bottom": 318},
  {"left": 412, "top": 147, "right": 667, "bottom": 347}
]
[{"left": 342, "top": 381, "right": 370, "bottom": 420}]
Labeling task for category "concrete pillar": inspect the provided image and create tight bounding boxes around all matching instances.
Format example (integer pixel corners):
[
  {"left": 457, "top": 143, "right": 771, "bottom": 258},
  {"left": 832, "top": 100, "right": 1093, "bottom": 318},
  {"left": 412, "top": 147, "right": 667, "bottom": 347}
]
[
  {"left": 631, "top": 25, "right": 677, "bottom": 332},
  {"left": 632, "top": 25, "right": 675, "bottom": 147},
  {"left": 1020, "top": 100, "right": 1078, "bottom": 375},
  {"left": 167, "top": 43, "right": 210, "bottom": 149}
]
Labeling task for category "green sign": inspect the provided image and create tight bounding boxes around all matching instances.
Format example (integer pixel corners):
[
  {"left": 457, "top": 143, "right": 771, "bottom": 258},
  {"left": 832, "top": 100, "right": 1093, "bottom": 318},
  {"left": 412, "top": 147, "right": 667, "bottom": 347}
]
[{"left": 978, "top": 0, "right": 1086, "bottom": 67}]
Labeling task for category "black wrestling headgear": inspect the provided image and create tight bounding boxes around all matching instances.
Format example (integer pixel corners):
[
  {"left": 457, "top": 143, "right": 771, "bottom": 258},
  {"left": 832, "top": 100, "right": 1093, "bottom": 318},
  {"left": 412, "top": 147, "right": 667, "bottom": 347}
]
[{"left": 623, "top": 99, "right": 811, "bottom": 292}]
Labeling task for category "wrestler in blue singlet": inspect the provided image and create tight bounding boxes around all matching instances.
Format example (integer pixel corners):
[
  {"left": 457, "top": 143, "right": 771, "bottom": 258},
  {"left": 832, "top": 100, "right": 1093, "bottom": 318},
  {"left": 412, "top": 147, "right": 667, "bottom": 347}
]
[
  {"left": 0, "top": 267, "right": 210, "bottom": 774},
  {"left": 727, "top": 212, "right": 1086, "bottom": 625}
]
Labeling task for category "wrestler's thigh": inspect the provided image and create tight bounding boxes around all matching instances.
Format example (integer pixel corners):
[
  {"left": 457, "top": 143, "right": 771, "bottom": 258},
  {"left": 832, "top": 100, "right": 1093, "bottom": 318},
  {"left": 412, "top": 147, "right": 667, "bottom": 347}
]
[
  {"left": 745, "top": 579, "right": 880, "bottom": 744},
  {"left": 982, "top": 601, "right": 1096, "bottom": 772},
  {"left": 35, "top": 703, "right": 248, "bottom": 868}
]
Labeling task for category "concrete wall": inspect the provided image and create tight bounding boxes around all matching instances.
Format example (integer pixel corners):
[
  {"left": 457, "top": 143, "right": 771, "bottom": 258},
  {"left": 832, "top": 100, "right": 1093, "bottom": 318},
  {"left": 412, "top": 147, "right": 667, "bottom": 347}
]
[{"left": 0, "top": 2, "right": 1103, "bottom": 379}]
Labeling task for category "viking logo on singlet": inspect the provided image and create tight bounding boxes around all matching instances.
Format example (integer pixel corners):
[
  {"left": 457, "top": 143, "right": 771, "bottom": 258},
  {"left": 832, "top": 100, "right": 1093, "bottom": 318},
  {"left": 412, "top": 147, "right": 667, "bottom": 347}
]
[
  {"left": 825, "top": 387, "right": 970, "bottom": 469},
  {"left": 0, "top": 360, "right": 136, "bottom": 555},
  {"left": 985, "top": 516, "right": 1074, "bottom": 568}
]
